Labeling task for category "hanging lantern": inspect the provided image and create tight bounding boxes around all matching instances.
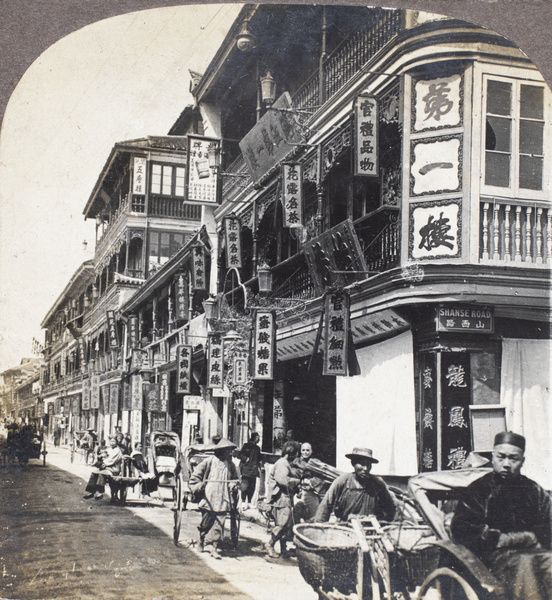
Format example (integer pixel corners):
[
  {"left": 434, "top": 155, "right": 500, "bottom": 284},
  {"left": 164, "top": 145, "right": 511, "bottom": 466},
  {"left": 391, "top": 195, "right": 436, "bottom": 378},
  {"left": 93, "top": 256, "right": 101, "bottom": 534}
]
[
  {"left": 260, "top": 71, "right": 276, "bottom": 106},
  {"left": 257, "top": 263, "right": 273, "bottom": 294}
]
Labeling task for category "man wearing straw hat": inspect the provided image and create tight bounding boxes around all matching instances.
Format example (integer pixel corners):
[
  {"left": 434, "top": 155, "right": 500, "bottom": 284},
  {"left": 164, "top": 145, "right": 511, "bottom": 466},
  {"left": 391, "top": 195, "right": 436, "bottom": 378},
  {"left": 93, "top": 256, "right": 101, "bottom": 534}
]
[
  {"left": 451, "top": 431, "right": 551, "bottom": 600},
  {"left": 189, "top": 438, "right": 239, "bottom": 559},
  {"left": 314, "top": 446, "right": 396, "bottom": 523}
]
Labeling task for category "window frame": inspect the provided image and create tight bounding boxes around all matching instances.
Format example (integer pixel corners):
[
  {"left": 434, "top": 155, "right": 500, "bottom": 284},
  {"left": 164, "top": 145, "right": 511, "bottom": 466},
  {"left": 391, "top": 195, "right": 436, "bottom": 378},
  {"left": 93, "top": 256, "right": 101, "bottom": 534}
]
[
  {"left": 150, "top": 162, "right": 186, "bottom": 197},
  {"left": 481, "top": 71, "right": 550, "bottom": 200}
]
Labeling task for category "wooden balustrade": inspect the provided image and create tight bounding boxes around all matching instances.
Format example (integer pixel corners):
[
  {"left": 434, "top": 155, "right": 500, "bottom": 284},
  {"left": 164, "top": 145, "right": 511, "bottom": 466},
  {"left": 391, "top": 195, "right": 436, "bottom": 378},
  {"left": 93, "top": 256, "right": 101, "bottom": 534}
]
[{"left": 480, "top": 201, "right": 551, "bottom": 265}]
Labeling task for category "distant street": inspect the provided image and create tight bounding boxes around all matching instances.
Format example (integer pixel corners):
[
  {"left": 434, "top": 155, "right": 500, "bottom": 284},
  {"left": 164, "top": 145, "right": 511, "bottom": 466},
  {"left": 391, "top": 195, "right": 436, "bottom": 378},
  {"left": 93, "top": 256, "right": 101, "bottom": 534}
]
[{"left": 0, "top": 448, "right": 316, "bottom": 600}]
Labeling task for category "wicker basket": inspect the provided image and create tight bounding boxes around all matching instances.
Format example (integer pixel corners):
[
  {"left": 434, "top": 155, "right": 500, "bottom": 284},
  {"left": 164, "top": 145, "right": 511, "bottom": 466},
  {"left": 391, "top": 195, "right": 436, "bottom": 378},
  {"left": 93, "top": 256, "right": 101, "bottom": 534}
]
[{"left": 293, "top": 523, "right": 359, "bottom": 595}]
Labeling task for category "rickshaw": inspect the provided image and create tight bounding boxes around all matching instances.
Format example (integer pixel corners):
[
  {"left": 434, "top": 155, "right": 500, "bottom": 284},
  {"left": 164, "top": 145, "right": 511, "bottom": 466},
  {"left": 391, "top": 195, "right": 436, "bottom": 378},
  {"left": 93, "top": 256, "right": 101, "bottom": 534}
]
[
  {"left": 294, "top": 466, "right": 510, "bottom": 600},
  {"left": 146, "top": 430, "right": 182, "bottom": 502},
  {"left": 6, "top": 425, "right": 43, "bottom": 465},
  {"left": 172, "top": 442, "right": 240, "bottom": 548}
]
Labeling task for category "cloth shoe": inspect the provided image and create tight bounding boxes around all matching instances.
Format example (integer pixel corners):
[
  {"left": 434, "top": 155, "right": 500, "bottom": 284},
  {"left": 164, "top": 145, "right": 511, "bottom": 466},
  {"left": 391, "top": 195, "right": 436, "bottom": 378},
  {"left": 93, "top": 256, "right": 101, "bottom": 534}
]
[
  {"left": 209, "top": 544, "right": 221, "bottom": 559},
  {"left": 83, "top": 493, "right": 94, "bottom": 499},
  {"left": 264, "top": 541, "right": 279, "bottom": 559},
  {"left": 94, "top": 492, "right": 103, "bottom": 500}
]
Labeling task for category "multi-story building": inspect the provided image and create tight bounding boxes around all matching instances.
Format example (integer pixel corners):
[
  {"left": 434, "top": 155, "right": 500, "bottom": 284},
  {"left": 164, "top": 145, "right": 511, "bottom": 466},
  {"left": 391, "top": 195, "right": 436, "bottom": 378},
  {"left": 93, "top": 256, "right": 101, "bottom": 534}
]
[
  {"left": 0, "top": 358, "right": 44, "bottom": 428},
  {"left": 40, "top": 6, "right": 550, "bottom": 487}
]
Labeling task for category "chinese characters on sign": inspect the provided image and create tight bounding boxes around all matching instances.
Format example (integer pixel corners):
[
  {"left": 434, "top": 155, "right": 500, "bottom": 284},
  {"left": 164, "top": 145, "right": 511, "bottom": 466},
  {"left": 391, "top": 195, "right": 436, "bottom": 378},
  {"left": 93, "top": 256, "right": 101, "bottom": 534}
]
[
  {"left": 323, "top": 290, "right": 350, "bottom": 376},
  {"left": 414, "top": 74, "right": 461, "bottom": 132},
  {"left": 224, "top": 217, "right": 242, "bottom": 269},
  {"left": 411, "top": 138, "right": 461, "bottom": 195},
  {"left": 354, "top": 94, "right": 379, "bottom": 177},
  {"left": 436, "top": 305, "right": 494, "bottom": 333},
  {"left": 411, "top": 202, "right": 460, "bottom": 260},
  {"left": 187, "top": 135, "right": 218, "bottom": 203},
  {"left": 133, "top": 157, "right": 147, "bottom": 195},
  {"left": 160, "top": 373, "right": 169, "bottom": 413},
  {"left": 233, "top": 352, "right": 249, "bottom": 385},
  {"left": 282, "top": 163, "right": 303, "bottom": 227},
  {"left": 106, "top": 310, "right": 119, "bottom": 349},
  {"left": 122, "top": 379, "right": 132, "bottom": 411},
  {"left": 144, "top": 383, "right": 160, "bottom": 412},
  {"left": 176, "top": 345, "right": 193, "bottom": 394},
  {"left": 128, "top": 316, "right": 139, "bottom": 349},
  {"left": 72, "top": 394, "right": 81, "bottom": 415},
  {"left": 207, "top": 334, "right": 225, "bottom": 389},
  {"left": 253, "top": 311, "right": 275, "bottom": 380},
  {"left": 78, "top": 337, "right": 87, "bottom": 372},
  {"left": 82, "top": 378, "right": 90, "bottom": 411},
  {"left": 191, "top": 246, "right": 206, "bottom": 291},
  {"left": 131, "top": 374, "right": 142, "bottom": 410},
  {"left": 174, "top": 272, "right": 189, "bottom": 321},
  {"left": 90, "top": 374, "right": 100, "bottom": 410},
  {"left": 109, "top": 384, "right": 119, "bottom": 414}
]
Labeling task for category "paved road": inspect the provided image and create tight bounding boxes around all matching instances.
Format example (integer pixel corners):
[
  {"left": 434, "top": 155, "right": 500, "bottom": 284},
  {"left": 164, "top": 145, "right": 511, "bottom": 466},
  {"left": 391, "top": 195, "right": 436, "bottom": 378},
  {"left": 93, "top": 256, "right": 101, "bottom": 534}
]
[{"left": 0, "top": 448, "right": 317, "bottom": 600}]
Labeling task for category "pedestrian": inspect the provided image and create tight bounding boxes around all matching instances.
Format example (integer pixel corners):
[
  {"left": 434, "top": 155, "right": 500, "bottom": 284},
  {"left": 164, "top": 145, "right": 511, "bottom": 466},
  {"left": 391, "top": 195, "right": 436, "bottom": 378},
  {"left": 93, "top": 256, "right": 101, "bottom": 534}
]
[
  {"left": 293, "top": 443, "right": 326, "bottom": 523},
  {"left": 53, "top": 425, "right": 61, "bottom": 447},
  {"left": 450, "top": 432, "right": 551, "bottom": 600},
  {"left": 238, "top": 432, "right": 262, "bottom": 511},
  {"left": 264, "top": 441, "right": 300, "bottom": 559},
  {"left": 130, "top": 443, "right": 157, "bottom": 499},
  {"left": 189, "top": 438, "right": 239, "bottom": 559},
  {"left": 83, "top": 437, "right": 123, "bottom": 501},
  {"left": 314, "top": 446, "right": 396, "bottom": 523}
]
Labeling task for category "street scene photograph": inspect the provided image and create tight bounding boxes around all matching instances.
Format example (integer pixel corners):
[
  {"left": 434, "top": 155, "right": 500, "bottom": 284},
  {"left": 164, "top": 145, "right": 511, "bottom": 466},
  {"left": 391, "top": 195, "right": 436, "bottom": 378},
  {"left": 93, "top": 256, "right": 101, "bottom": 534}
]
[{"left": 0, "top": 2, "right": 550, "bottom": 600}]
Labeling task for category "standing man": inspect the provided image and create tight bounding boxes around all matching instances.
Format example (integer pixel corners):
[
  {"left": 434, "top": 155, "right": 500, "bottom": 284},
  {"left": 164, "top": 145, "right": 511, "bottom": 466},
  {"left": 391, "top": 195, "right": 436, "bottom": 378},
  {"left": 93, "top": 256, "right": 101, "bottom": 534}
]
[
  {"left": 293, "top": 443, "right": 327, "bottom": 523},
  {"left": 189, "top": 438, "right": 239, "bottom": 559},
  {"left": 264, "top": 441, "right": 300, "bottom": 558},
  {"left": 315, "top": 447, "right": 396, "bottom": 523},
  {"left": 450, "top": 432, "right": 551, "bottom": 600},
  {"left": 238, "top": 432, "right": 262, "bottom": 511}
]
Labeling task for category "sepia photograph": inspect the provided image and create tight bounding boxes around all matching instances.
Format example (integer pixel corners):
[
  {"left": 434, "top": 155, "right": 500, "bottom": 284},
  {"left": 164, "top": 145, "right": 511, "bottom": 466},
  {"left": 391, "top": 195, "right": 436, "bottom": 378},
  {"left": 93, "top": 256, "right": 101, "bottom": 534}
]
[{"left": 0, "top": 2, "right": 550, "bottom": 599}]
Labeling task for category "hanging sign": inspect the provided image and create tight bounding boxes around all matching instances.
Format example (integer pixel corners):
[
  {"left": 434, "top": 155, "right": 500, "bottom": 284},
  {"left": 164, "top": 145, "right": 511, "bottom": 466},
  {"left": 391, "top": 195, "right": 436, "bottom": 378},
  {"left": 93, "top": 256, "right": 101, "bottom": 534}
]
[
  {"left": 131, "top": 374, "right": 143, "bottom": 410},
  {"left": 354, "top": 94, "right": 379, "bottom": 177},
  {"left": 436, "top": 304, "right": 494, "bottom": 333},
  {"left": 109, "top": 383, "right": 119, "bottom": 414},
  {"left": 144, "top": 383, "right": 161, "bottom": 412},
  {"left": 323, "top": 290, "right": 350, "bottom": 376},
  {"left": 71, "top": 394, "right": 81, "bottom": 414},
  {"left": 106, "top": 310, "right": 119, "bottom": 349},
  {"left": 128, "top": 316, "right": 139, "bottom": 350},
  {"left": 282, "top": 163, "right": 303, "bottom": 227},
  {"left": 253, "top": 310, "right": 275, "bottom": 380},
  {"left": 224, "top": 217, "right": 242, "bottom": 269},
  {"left": 207, "top": 333, "right": 225, "bottom": 389},
  {"left": 82, "top": 378, "right": 91, "bottom": 411},
  {"left": 174, "top": 272, "right": 189, "bottom": 322},
  {"left": 233, "top": 352, "right": 249, "bottom": 385},
  {"left": 133, "top": 156, "right": 147, "bottom": 195},
  {"left": 130, "top": 348, "right": 147, "bottom": 371},
  {"left": 187, "top": 135, "right": 218, "bottom": 204},
  {"left": 78, "top": 337, "right": 87, "bottom": 372},
  {"left": 130, "top": 409, "right": 142, "bottom": 448},
  {"left": 90, "top": 374, "right": 100, "bottom": 410},
  {"left": 122, "top": 379, "right": 132, "bottom": 411},
  {"left": 176, "top": 345, "right": 193, "bottom": 394},
  {"left": 191, "top": 245, "right": 207, "bottom": 291},
  {"left": 160, "top": 372, "right": 170, "bottom": 413}
]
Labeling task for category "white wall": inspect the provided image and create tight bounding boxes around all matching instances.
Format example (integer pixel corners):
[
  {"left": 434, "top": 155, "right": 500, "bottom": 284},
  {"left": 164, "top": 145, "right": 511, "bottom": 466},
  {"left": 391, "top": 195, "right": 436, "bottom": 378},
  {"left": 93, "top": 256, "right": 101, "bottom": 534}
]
[{"left": 336, "top": 331, "right": 418, "bottom": 476}]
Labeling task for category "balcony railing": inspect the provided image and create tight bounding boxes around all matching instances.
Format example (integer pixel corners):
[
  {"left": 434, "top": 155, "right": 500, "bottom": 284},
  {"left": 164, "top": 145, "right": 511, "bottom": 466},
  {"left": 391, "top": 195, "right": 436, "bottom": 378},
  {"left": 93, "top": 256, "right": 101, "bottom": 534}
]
[
  {"left": 480, "top": 200, "right": 551, "bottom": 265},
  {"left": 149, "top": 196, "right": 202, "bottom": 219},
  {"left": 292, "top": 8, "right": 402, "bottom": 111}
]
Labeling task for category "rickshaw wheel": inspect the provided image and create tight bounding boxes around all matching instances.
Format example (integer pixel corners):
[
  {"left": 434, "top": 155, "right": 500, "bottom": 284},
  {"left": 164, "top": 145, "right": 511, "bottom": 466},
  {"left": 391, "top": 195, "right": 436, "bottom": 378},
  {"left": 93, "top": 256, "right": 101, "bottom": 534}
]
[
  {"left": 418, "top": 567, "right": 481, "bottom": 600},
  {"left": 173, "top": 476, "right": 183, "bottom": 546}
]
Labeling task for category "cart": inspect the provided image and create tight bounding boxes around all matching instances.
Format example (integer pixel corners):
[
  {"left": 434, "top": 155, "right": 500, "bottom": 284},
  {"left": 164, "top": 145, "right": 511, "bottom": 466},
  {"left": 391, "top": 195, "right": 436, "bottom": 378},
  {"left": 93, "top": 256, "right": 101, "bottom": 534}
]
[
  {"left": 173, "top": 442, "right": 240, "bottom": 549},
  {"left": 146, "top": 430, "right": 182, "bottom": 502},
  {"left": 294, "top": 466, "right": 509, "bottom": 600}
]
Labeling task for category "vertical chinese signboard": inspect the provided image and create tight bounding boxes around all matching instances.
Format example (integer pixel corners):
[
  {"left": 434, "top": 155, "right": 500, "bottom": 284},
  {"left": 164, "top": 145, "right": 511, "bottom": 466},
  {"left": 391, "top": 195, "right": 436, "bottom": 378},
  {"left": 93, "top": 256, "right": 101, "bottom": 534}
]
[
  {"left": 160, "top": 373, "right": 169, "bottom": 413},
  {"left": 144, "top": 383, "right": 161, "bottom": 412},
  {"left": 441, "top": 352, "right": 472, "bottom": 470},
  {"left": 82, "top": 378, "right": 91, "bottom": 411},
  {"left": 133, "top": 157, "right": 147, "bottom": 195},
  {"left": 131, "top": 374, "right": 142, "bottom": 410},
  {"left": 191, "top": 246, "right": 206, "bottom": 291},
  {"left": 174, "top": 272, "right": 189, "bottom": 322},
  {"left": 187, "top": 135, "right": 219, "bottom": 204},
  {"left": 128, "top": 316, "right": 139, "bottom": 350},
  {"left": 122, "top": 379, "right": 132, "bottom": 411},
  {"left": 253, "top": 311, "right": 275, "bottom": 380},
  {"left": 420, "top": 354, "right": 438, "bottom": 471},
  {"left": 224, "top": 217, "right": 242, "bottom": 269},
  {"left": 354, "top": 94, "right": 379, "bottom": 177},
  {"left": 323, "top": 290, "right": 350, "bottom": 376},
  {"left": 109, "top": 383, "right": 119, "bottom": 415},
  {"left": 282, "top": 163, "right": 303, "bottom": 227},
  {"left": 78, "top": 337, "right": 87, "bottom": 373},
  {"left": 176, "top": 345, "right": 193, "bottom": 394},
  {"left": 207, "top": 334, "right": 224, "bottom": 389},
  {"left": 90, "top": 374, "right": 100, "bottom": 410},
  {"left": 106, "top": 310, "right": 119, "bottom": 349}
]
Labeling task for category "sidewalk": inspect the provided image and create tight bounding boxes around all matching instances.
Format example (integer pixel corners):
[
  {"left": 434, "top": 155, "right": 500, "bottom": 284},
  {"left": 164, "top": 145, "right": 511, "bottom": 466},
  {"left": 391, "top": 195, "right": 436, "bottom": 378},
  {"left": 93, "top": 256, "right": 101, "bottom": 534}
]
[{"left": 44, "top": 445, "right": 317, "bottom": 600}]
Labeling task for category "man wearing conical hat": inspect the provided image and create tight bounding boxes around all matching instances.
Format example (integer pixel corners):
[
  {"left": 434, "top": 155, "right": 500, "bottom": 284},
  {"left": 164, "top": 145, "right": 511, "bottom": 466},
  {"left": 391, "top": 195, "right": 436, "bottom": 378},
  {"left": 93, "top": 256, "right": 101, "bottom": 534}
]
[
  {"left": 451, "top": 432, "right": 551, "bottom": 600},
  {"left": 189, "top": 438, "right": 239, "bottom": 559},
  {"left": 314, "top": 446, "right": 395, "bottom": 523}
]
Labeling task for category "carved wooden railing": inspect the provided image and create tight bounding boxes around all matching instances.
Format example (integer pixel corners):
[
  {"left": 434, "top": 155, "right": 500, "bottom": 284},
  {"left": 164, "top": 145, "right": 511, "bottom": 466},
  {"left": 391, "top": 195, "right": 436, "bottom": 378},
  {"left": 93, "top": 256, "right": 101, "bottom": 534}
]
[{"left": 480, "top": 200, "right": 551, "bottom": 265}]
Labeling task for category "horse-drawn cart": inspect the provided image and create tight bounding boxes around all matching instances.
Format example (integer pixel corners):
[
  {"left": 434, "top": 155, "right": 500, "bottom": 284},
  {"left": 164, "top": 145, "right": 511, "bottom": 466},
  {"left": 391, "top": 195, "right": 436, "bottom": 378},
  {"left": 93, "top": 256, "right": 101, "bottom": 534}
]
[{"left": 294, "top": 467, "right": 508, "bottom": 600}]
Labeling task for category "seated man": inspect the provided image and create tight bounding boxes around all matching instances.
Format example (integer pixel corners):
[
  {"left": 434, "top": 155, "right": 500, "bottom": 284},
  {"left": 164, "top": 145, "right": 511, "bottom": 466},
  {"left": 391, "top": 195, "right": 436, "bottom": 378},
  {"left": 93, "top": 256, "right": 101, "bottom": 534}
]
[
  {"left": 450, "top": 432, "right": 551, "bottom": 600},
  {"left": 315, "top": 446, "right": 396, "bottom": 523},
  {"left": 83, "top": 437, "right": 123, "bottom": 501},
  {"left": 130, "top": 443, "right": 157, "bottom": 498}
]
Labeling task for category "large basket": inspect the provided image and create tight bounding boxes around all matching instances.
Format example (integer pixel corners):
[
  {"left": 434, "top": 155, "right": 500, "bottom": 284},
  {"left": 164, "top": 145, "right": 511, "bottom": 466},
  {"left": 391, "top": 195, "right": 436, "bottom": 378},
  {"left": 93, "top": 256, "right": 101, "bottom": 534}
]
[{"left": 293, "top": 523, "right": 359, "bottom": 595}]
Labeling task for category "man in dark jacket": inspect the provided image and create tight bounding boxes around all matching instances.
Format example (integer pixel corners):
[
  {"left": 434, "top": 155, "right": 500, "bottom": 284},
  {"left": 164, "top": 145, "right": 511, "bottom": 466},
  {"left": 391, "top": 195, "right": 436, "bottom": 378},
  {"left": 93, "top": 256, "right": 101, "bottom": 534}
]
[
  {"left": 315, "top": 447, "right": 396, "bottom": 523},
  {"left": 238, "top": 432, "right": 262, "bottom": 510},
  {"left": 450, "top": 431, "right": 551, "bottom": 600}
]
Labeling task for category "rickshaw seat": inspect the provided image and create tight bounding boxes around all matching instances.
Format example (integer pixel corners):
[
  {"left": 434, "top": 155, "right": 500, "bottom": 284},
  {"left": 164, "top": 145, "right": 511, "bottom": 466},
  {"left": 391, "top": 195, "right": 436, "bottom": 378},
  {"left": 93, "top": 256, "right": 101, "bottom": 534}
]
[{"left": 155, "top": 455, "right": 177, "bottom": 472}]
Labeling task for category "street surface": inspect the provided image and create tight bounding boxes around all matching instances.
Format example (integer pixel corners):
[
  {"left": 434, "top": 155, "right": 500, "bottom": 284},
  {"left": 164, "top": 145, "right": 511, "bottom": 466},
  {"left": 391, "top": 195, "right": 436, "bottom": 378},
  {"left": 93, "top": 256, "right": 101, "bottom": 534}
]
[{"left": 0, "top": 446, "right": 317, "bottom": 600}]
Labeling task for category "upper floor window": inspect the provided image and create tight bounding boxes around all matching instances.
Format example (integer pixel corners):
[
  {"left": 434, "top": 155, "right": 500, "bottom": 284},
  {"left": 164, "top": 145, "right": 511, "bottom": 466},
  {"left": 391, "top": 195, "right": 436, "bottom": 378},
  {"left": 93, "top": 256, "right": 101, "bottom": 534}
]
[
  {"left": 149, "top": 231, "right": 186, "bottom": 265},
  {"left": 151, "top": 163, "right": 186, "bottom": 197},
  {"left": 483, "top": 76, "right": 547, "bottom": 197}
]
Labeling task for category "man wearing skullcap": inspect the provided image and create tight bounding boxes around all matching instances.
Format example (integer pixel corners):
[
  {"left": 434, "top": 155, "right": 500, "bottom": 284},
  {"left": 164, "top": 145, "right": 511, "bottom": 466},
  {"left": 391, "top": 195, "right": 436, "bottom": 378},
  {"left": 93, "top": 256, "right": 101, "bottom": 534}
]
[
  {"left": 314, "top": 447, "right": 396, "bottom": 523},
  {"left": 451, "top": 431, "right": 551, "bottom": 600}
]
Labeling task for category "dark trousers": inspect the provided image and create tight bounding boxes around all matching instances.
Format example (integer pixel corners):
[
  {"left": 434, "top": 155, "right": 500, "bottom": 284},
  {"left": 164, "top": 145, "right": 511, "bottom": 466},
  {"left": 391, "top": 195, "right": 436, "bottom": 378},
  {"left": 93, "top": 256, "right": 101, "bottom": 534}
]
[{"left": 240, "top": 476, "right": 257, "bottom": 502}]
